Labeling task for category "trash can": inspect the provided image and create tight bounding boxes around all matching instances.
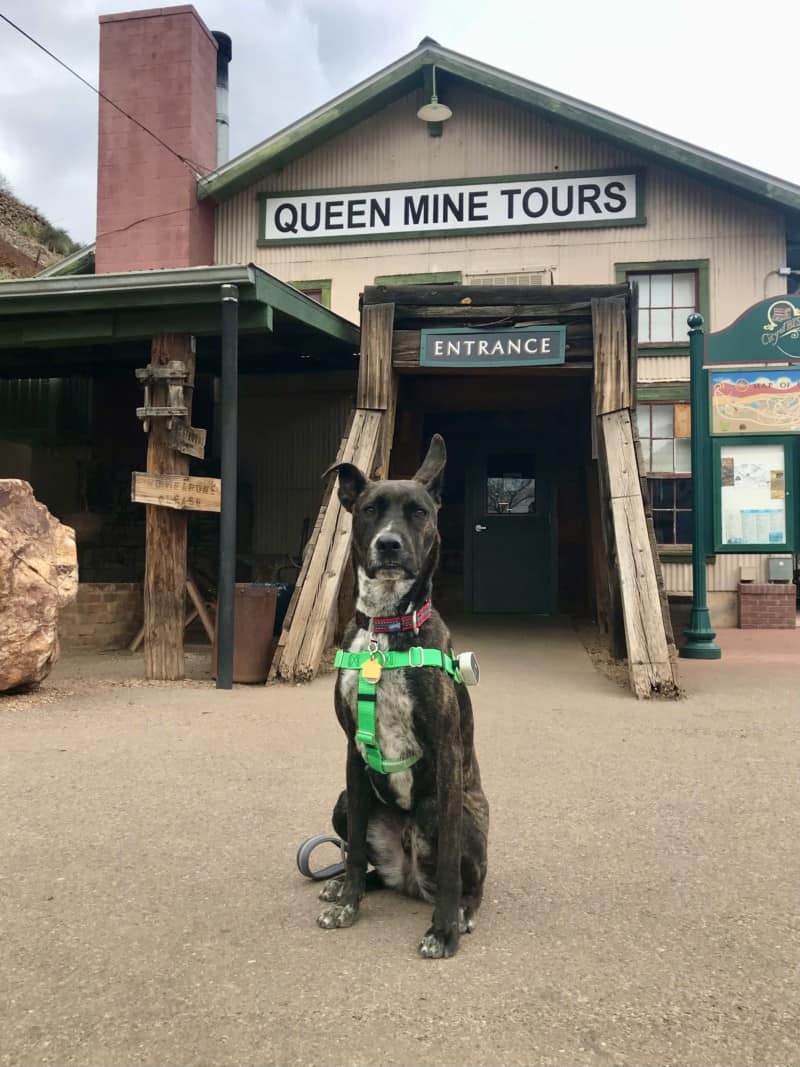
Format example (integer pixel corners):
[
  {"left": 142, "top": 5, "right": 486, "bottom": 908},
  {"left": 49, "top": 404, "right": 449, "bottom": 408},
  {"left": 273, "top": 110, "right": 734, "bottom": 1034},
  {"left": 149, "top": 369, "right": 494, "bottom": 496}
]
[
  {"left": 261, "top": 581, "right": 295, "bottom": 635},
  {"left": 213, "top": 583, "right": 278, "bottom": 684}
]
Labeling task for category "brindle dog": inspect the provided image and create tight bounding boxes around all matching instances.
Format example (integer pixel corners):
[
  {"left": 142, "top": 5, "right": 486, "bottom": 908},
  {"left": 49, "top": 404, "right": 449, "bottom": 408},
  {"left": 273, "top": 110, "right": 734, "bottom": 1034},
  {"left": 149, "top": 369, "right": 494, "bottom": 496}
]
[{"left": 316, "top": 434, "right": 489, "bottom": 959}]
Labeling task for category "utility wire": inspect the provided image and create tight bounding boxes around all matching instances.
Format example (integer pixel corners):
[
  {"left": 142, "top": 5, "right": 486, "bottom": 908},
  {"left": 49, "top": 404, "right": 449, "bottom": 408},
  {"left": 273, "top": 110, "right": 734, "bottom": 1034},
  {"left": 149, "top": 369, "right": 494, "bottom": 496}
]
[{"left": 0, "top": 11, "right": 212, "bottom": 177}]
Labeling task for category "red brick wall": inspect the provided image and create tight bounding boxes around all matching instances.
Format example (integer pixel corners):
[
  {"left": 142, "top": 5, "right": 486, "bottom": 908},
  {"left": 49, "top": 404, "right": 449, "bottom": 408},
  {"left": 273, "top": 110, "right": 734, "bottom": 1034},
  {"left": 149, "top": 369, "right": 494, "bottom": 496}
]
[
  {"left": 738, "top": 582, "right": 797, "bottom": 629},
  {"left": 59, "top": 583, "right": 143, "bottom": 650},
  {"left": 95, "top": 6, "right": 217, "bottom": 273}
]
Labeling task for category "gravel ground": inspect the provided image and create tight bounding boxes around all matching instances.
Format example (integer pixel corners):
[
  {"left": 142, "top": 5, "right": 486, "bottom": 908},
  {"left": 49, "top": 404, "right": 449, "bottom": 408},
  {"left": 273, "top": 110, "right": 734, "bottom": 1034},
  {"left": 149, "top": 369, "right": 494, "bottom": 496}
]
[{"left": 1, "top": 621, "right": 798, "bottom": 1067}]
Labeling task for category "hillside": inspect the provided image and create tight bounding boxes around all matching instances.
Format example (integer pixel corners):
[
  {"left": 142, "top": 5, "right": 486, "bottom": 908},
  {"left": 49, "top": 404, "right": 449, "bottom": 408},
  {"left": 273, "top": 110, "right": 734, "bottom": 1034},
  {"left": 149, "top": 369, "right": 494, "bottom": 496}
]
[{"left": 0, "top": 178, "right": 80, "bottom": 279}]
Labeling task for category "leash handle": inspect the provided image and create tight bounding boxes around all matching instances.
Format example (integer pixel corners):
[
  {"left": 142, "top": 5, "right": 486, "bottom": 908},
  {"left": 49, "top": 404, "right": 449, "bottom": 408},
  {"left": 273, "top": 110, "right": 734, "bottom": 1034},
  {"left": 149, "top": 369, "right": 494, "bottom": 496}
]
[{"left": 296, "top": 834, "right": 346, "bottom": 881}]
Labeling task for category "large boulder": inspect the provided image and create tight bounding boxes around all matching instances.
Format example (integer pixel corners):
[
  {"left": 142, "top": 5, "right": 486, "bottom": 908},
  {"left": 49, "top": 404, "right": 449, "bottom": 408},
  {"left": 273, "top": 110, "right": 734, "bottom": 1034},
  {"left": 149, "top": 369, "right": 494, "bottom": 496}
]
[{"left": 0, "top": 480, "right": 78, "bottom": 692}]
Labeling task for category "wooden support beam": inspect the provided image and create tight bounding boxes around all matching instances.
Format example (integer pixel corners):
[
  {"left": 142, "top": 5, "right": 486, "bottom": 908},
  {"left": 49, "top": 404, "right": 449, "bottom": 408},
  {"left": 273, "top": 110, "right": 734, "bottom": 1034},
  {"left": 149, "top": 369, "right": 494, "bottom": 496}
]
[
  {"left": 364, "top": 283, "right": 628, "bottom": 307},
  {"left": 186, "top": 576, "right": 215, "bottom": 643},
  {"left": 600, "top": 409, "right": 679, "bottom": 698},
  {"left": 592, "top": 295, "right": 677, "bottom": 696},
  {"left": 129, "top": 600, "right": 203, "bottom": 654},
  {"left": 586, "top": 460, "right": 610, "bottom": 637},
  {"left": 143, "top": 334, "right": 195, "bottom": 680},
  {"left": 356, "top": 303, "right": 395, "bottom": 409},
  {"left": 630, "top": 409, "right": 677, "bottom": 652},
  {"left": 592, "top": 296, "right": 632, "bottom": 415},
  {"left": 274, "top": 302, "right": 399, "bottom": 684},
  {"left": 268, "top": 413, "right": 354, "bottom": 682},
  {"left": 394, "top": 302, "right": 595, "bottom": 321},
  {"left": 274, "top": 409, "right": 383, "bottom": 682}
]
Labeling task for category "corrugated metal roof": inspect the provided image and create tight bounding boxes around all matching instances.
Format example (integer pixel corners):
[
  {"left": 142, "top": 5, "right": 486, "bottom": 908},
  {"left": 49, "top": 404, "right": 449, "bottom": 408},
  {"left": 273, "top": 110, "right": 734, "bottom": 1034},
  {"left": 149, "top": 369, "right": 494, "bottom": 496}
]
[{"left": 197, "top": 41, "right": 800, "bottom": 217}]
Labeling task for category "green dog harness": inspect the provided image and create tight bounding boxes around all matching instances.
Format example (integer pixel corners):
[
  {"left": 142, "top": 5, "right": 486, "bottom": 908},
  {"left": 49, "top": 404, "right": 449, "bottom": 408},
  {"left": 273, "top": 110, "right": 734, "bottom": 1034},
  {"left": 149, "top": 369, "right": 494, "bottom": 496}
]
[{"left": 334, "top": 647, "right": 461, "bottom": 775}]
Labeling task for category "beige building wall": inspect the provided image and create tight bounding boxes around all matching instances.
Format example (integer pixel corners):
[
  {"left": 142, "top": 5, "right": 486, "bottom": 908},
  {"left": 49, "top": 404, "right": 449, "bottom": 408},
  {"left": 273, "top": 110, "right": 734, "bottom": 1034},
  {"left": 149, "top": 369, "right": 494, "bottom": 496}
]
[
  {"left": 215, "top": 84, "right": 792, "bottom": 598},
  {"left": 216, "top": 84, "right": 787, "bottom": 331}
]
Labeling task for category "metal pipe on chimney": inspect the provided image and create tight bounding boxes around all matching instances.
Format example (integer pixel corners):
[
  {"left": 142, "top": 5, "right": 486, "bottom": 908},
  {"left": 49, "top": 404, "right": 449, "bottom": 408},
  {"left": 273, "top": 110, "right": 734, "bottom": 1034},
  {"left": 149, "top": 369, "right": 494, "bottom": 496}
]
[{"left": 212, "top": 31, "right": 232, "bottom": 166}]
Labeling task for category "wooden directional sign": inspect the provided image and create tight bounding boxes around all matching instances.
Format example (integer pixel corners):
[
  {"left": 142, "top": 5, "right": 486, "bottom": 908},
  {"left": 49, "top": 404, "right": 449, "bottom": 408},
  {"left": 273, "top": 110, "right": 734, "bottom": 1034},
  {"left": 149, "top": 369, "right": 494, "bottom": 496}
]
[
  {"left": 131, "top": 472, "right": 221, "bottom": 512},
  {"left": 169, "top": 423, "right": 207, "bottom": 459}
]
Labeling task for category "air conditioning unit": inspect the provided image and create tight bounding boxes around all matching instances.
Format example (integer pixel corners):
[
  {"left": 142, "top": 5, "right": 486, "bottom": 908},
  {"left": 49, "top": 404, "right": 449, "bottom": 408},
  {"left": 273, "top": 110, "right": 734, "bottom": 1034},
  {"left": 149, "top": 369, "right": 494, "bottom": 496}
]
[{"left": 767, "top": 557, "right": 793, "bottom": 582}]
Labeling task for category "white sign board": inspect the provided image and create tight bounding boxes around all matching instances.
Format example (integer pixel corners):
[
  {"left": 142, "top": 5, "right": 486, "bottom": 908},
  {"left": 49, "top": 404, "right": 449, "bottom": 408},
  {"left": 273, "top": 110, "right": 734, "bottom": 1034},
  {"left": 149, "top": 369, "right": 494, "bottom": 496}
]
[
  {"left": 719, "top": 443, "right": 787, "bottom": 546},
  {"left": 259, "top": 172, "right": 642, "bottom": 245}
]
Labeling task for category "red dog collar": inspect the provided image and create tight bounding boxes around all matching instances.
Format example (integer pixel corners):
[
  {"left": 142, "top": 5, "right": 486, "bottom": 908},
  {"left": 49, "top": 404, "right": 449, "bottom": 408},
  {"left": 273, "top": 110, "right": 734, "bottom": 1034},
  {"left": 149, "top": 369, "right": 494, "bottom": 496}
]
[{"left": 355, "top": 599, "right": 432, "bottom": 635}]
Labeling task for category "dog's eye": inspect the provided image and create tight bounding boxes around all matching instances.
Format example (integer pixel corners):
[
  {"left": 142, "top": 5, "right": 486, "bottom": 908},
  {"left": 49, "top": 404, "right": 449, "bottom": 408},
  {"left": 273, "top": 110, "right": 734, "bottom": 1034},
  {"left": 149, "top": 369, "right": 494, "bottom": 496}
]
[
  {"left": 414, "top": 508, "right": 427, "bottom": 519},
  {"left": 363, "top": 504, "right": 376, "bottom": 515}
]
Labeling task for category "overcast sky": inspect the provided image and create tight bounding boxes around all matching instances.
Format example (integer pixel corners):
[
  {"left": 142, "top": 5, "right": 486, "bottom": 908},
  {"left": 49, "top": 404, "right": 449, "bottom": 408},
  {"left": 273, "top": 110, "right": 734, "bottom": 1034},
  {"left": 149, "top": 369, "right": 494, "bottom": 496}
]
[{"left": 1, "top": 0, "right": 797, "bottom": 245}]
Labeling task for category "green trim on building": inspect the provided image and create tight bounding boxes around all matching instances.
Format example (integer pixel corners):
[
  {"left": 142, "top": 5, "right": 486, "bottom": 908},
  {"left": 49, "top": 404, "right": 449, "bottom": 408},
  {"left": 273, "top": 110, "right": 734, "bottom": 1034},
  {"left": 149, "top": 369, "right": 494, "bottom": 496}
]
[
  {"left": 659, "top": 549, "right": 693, "bottom": 563},
  {"left": 289, "top": 279, "right": 332, "bottom": 308},
  {"left": 0, "top": 265, "right": 359, "bottom": 352},
  {"left": 374, "top": 271, "right": 463, "bottom": 286},
  {"left": 197, "top": 40, "right": 800, "bottom": 218},
  {"left": 616, "top": 258, "right": 710, "bottom": 357},
  {"left": 637, "top": 383, "right": 691, "bottom": 402}
]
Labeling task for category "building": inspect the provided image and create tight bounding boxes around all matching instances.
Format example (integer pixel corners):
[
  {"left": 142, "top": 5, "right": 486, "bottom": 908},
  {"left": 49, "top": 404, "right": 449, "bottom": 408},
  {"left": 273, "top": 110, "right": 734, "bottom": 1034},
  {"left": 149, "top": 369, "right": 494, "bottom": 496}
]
[{"left": 1, "top": 5, "right": 798, "bottom": 677}]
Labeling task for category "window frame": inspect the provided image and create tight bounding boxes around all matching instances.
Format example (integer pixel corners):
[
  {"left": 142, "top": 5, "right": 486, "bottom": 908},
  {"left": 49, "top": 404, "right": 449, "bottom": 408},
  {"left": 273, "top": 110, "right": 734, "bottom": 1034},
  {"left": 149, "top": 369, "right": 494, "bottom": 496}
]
[
  {"left": 288, "top": 278, "right": 332, "bottom": 308},
  {"left": 373, "top": 271, "right": 462, "bottom": 285},
  {"left": 616, "top": 259, "right": 710, "bottom": 357},
  {"left": 637, "top": 398, "right": 693, "bottom": 551}
]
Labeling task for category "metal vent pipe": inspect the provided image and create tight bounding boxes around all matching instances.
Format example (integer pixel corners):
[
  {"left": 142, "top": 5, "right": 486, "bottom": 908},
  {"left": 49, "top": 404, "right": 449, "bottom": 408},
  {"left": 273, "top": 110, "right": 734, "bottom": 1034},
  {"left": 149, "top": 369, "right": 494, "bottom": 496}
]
[{"left": 211, "top": 31, "right": 232, "bottom": 166}]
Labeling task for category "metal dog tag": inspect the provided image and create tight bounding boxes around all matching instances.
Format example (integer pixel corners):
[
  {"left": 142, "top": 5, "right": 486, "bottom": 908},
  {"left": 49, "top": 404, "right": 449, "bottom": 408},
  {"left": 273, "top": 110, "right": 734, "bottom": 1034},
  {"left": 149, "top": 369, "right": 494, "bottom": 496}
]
[{"left": 361, "top": 657, "right": 382, "bottom": 684}]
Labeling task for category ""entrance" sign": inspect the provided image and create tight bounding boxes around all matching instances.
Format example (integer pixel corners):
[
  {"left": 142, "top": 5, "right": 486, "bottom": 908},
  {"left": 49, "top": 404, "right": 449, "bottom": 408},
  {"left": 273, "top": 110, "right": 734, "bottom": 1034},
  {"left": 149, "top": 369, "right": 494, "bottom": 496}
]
[
  {"left": 258, "top": 171, "right": 642, "bottom": 245},
  {"left": 420, "top": 327, "right": 566, "bottom": 368}
]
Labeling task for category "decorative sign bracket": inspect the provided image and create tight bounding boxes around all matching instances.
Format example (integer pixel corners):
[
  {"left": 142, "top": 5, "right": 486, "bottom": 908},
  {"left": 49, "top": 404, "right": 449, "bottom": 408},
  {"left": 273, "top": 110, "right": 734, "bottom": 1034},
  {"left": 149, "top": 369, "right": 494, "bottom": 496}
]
[{"left": 135, "top": 360, "right": 189, "bottom": 431}]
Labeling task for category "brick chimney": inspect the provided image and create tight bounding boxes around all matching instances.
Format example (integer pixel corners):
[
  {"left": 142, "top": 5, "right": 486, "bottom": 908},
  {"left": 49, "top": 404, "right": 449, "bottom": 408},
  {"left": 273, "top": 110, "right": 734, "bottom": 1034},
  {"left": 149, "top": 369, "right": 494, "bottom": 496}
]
[{"left": 96, "top": 6, "right": 217, "bottom": 273}]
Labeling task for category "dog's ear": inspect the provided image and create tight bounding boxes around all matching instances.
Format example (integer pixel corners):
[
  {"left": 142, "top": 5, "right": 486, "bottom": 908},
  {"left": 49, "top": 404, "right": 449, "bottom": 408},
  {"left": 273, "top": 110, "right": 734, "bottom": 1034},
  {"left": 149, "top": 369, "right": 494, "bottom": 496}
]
[
  {"left": 413, "top": 433, "right": 447, "bottom": 506},
  {"left": 323, "top": 461, "right": 368, "bottom": 513}
]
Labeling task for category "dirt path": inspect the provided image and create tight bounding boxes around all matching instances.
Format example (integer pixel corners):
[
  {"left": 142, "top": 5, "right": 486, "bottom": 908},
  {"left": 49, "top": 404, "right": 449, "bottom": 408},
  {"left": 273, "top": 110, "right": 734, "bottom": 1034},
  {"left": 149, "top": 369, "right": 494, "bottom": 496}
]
[{"left": 1, "top": 625, "right": 798, "bottom": 1067}]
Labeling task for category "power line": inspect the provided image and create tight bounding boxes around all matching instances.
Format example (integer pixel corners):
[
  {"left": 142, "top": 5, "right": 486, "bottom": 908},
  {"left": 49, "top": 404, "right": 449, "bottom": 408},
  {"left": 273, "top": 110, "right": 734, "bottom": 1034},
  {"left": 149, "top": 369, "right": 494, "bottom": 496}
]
[{"left": 0, "top": 11, "right": 212, "bottom": 178}]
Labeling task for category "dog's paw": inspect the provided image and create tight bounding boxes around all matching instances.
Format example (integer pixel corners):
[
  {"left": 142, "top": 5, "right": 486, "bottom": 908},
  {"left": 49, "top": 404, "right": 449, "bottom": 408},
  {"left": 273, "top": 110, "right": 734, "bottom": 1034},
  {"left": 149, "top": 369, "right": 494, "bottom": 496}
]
[
  {"left": 318, "top": 876, "right": 345, "bottom": 903},
  {"left": 418, "top": 926, "right": 459, "bottom": 959},
  {"left": 458, "top": 907, "right": 476, "bottom": 934},
  {"left": 317, "top": 903, "right": 359, "bottom": 929}
]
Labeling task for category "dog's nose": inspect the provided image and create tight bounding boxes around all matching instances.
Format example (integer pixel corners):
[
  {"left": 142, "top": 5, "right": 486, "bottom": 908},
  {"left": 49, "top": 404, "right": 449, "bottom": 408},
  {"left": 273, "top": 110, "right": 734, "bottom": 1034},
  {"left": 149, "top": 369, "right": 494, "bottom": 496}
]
[{"left": 376, "top": 533, "right": 402, "bottom": 557}]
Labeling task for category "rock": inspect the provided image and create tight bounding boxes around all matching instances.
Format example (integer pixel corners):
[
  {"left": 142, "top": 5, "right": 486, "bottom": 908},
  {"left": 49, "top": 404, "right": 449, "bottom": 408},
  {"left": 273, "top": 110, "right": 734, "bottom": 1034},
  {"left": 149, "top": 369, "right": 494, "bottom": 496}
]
[{"left": 0, "top": 480, "right": 78, "bottom": 692}]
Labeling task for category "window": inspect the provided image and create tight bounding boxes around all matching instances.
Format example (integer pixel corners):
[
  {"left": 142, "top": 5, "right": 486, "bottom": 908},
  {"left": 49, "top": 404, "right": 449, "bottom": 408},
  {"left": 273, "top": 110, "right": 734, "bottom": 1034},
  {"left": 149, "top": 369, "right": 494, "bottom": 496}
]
[
  {"left": 637, "top": 402, "right": 692, "bottom": 545},
  {"left": 637, "top": 403, "right": 691, "bottom": 473},
  {"left": 615, "top": 260, "right": 708, "bottom": 351},
  {"left": 650, "top": 478, "right": 693, "bottom": 545},
  {"left": 486, "top": 453, "right": 535, "bottom": 514},
  {"left": 289, "top": 279, "right": 331, "bottom": 308},
  {"left": 627, "top": 270, "right": 698, "bottom": 344}
]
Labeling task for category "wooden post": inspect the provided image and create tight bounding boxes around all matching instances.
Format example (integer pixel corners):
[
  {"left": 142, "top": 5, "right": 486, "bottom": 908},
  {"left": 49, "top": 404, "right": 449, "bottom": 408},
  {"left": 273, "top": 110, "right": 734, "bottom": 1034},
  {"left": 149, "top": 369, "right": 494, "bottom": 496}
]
[
  {"left": 592, "top": 297, "right": 678, "bottom": 697},
  {"left": 273, "top": 303, "right": 396, "bottom": 683},
  {"left": 144, "top": 334, "right": 195, "bottom": 680},
  {"left": 267, "top": 415, "right": 353, "bottom": 682}
]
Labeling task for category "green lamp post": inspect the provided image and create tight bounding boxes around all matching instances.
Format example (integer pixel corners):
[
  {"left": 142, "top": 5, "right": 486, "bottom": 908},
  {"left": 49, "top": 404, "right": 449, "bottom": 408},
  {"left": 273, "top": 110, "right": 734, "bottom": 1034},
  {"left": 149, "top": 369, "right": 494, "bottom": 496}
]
[{"left": 680, "top": 312, "right": 722, "bottom": 659}]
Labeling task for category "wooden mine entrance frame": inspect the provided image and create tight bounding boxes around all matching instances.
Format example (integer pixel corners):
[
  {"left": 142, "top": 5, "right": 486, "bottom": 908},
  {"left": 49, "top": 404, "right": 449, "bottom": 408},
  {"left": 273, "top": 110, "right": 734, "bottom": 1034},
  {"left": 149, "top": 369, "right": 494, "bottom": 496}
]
[{"left": 271, "top": 283, "right": 679, "bottom": 699}]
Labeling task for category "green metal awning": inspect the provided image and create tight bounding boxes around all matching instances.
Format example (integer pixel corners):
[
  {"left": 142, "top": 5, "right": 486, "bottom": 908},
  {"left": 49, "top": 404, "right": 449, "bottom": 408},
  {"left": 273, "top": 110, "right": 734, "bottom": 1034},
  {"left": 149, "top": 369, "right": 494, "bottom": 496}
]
[{"left": 0, "top": 264, "right": 359, "bottom": 376}]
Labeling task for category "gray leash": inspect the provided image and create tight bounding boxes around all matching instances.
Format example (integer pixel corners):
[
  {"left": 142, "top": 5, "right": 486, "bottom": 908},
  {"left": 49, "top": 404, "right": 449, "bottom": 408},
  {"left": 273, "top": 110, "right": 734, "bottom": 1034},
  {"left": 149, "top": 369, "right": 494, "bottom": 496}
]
[{"left": 296, "top": 834, "right": 347, "bottom": 881}]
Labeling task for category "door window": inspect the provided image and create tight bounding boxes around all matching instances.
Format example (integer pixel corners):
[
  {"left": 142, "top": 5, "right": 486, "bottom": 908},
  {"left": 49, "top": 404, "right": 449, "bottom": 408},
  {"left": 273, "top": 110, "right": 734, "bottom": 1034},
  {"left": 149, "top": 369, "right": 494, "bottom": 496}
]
[{"left": 486, "top": 453, "right": 535, "bottom": 514}]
